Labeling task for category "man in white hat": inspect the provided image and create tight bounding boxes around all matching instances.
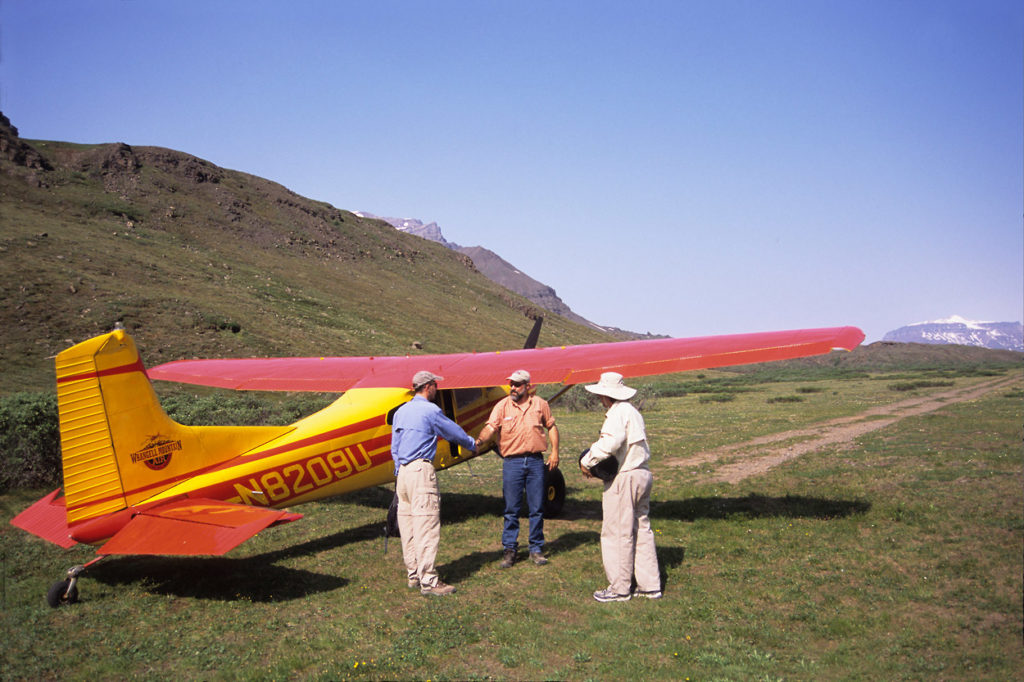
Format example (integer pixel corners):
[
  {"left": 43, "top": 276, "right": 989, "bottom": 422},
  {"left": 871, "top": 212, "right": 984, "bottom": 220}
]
[
  {"left": 391, "top": 370, "right": 477, "bottom": 596},
  {"left": 580, "top": 371, "right": 662, "bottom": 602},
  {"left": 475, "top": 369, "right": 560, "bottom": 568}
]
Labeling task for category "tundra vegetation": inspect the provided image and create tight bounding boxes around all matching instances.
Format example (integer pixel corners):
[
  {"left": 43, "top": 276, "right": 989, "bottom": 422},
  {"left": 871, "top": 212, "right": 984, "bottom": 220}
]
[{"left": 2, "top": 361, "right": 1021, "bottom": 680}]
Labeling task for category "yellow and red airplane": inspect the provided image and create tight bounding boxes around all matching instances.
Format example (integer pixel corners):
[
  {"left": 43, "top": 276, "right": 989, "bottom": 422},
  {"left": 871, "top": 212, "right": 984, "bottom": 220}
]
[{"left": 11, "top": 322, "right": 863, "bottom": 606}]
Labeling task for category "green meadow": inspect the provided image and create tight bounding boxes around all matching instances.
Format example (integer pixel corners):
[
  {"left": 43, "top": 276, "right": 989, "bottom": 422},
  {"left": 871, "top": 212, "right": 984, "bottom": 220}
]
[{"left": 2, "top": 368, "right": 1021, "bottom": 681}]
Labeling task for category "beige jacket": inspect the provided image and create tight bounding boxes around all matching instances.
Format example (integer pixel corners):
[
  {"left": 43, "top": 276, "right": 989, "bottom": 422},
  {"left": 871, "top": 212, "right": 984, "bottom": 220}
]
[{"left": 582, "top": 400, "right": 650, "bottom": 473}]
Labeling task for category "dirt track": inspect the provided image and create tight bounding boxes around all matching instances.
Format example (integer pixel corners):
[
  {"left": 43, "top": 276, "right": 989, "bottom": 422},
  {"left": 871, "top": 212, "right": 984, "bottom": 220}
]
[{"left": 667, "top": 375, "right": 1021, "bottom": 484}]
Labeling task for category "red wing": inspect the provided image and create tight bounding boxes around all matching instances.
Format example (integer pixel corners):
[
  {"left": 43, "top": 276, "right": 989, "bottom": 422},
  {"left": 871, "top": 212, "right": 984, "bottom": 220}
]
[
  {"left": 147, "top": 326, "right": 864, "bottom": 392},
  {"left": 97, "top": 499, "right": 302, "bottom": 556},
  {"left": 9, "top": 489, "right": 78, "bottom": 549}
]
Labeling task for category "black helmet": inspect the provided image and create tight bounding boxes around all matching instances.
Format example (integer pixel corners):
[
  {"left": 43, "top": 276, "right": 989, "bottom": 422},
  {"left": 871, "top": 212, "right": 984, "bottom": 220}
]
[{"left": 579, "top": 448, "right": 618, "bottom": 482}]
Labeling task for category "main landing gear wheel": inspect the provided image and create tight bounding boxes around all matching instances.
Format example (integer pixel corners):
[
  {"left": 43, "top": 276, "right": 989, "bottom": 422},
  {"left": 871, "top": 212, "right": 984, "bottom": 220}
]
[{"left": 543, "top": 467, "right": 566, "bottom": 518}]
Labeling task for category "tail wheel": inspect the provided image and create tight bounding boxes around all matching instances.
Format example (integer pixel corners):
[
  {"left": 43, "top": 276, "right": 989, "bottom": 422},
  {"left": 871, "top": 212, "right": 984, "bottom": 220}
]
[
  {"left": 543, "top": 467, "right": 566, "bottom": 518},
  {"left": 46, "top": 579, "right": 79, "bottom": 608}
]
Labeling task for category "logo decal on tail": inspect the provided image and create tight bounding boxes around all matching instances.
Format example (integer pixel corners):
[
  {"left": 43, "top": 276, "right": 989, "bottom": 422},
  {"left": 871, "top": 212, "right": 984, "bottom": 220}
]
[{"left": 130, "top": 435, "right": 182, "bottom": 470}]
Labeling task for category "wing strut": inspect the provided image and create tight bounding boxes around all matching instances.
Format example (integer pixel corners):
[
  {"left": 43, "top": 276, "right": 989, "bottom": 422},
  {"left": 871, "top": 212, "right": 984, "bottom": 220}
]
[{"left": 523, "top": 316, "right": 543, "bottom": 349}]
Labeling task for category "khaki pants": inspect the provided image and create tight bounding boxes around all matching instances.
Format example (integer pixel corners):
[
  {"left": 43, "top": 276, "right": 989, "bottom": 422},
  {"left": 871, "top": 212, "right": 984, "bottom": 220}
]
[
  {"left": 396, "top": 459, "right": 441, "bottom": 588},
  {"left": 601, "top": 468, "right": 660, "bottom": 595}
]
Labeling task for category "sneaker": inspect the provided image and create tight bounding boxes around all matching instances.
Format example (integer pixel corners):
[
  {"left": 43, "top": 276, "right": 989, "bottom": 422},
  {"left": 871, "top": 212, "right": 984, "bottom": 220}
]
[
  {"left": 593, "top": 588, "right": 631, "bottom": 602},
  {"left": 500, "top": 549, "right": 516, "bottom": 568},
  {"left": 420, "top": 580, "right": 456, "bottom": 596},
  {"left": 407, "top": 577, "right": 420, "bottom": 589},
  {"left": 632, "top": 589, "right": 662, "bottom": 599},
  {"left": 530, "top": 551, "right": 548, "bottom": 565}
]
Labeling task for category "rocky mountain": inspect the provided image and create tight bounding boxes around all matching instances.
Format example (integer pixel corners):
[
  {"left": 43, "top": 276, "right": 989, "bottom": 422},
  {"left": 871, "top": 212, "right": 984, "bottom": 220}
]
[
  {"left": 353, "top": 214, "right": 459, "bottom": 249},
  {"left": 356, "top": 212, "right": 659, "bottom": 339},
  {"left": 882, "top": 316, "right": 1023, "bottom": 352}
]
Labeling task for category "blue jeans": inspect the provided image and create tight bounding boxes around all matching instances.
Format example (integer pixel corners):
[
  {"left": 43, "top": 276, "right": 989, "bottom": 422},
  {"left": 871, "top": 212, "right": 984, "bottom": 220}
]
[{"left": 502, "top": 454, "right": 545, "bottom": 553}]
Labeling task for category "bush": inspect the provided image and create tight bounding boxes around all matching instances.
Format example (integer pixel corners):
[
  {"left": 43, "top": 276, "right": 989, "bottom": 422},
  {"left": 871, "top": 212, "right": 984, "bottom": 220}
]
[
  {"left": 699, "top": 393, "right": 736, "bottom": 404},
  {"left": 888, "top": 380, "right": 955, "bottom": 392},
  {"left": 0, "top": 392, "right": 61, "bottom": 492}
]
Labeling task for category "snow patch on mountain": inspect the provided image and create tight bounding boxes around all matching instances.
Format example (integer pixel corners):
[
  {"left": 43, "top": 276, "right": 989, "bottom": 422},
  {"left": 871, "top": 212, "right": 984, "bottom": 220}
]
[{"left": 883, "top": 316, "right": 1023, "bottom": 351}]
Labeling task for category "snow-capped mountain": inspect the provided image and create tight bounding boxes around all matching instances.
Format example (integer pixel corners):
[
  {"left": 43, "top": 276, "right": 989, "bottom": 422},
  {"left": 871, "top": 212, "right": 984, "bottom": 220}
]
[
  {"left": 352, "top": 213, "right": 460, "bottom": 249},
  {"left": 882, "top": 316, "right": 1023, "bottom": 351}
]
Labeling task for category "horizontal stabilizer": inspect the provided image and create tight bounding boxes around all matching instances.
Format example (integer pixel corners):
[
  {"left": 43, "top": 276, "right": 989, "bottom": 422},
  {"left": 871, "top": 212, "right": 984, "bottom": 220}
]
[
  {"left": 9, "top": 489, "right": 78, "bottom": 549},
  {"left": 98, "top": 499, "right": 302, "bottom": 556}
]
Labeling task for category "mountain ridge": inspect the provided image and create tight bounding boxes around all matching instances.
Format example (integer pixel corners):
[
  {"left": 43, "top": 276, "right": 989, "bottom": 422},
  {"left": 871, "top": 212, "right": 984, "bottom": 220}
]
[
  {"left": 355, "top": 212, "right": 663, "bottom": 339},
  {"left": 0, "top": 112, "right": 616, "bottom": 393}
]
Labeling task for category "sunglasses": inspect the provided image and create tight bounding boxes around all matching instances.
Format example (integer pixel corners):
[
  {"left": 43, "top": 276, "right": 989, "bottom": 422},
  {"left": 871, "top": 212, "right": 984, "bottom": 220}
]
[{"left": 509, "top": 381, "right": 526, "bottom": 388}]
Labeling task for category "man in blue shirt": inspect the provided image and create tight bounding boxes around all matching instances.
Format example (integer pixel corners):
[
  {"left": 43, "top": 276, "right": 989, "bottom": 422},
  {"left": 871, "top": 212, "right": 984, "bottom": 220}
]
[{"left": 391, "top": 370, "right": 476, "bottom": 596}]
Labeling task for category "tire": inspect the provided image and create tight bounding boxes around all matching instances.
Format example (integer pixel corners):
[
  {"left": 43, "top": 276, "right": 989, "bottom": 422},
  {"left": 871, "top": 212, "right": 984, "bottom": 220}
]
[
  {"left": 543, "top": 467, "right": 566, "bottom": 518},
  {"left": 46, "top": 579, "right": 79, "bottom": 608}
]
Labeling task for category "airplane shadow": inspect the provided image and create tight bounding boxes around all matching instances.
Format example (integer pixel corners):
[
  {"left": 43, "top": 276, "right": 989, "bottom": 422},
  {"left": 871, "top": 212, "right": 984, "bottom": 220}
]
[
  {"left": 89, "top": 493, "right": 866, "bottom": 602},
  {"left": 89, "top": 555, "right": 348, "bottom": 603}
]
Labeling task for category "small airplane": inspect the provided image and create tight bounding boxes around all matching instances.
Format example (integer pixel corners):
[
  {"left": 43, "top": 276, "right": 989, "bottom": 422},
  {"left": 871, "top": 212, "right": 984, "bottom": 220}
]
[{"left": 11, "top": 320, "right": 863, "bottom": 606}]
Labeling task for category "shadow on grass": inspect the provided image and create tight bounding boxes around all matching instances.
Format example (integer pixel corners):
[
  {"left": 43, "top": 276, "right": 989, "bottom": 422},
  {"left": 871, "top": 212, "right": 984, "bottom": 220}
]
[
  {"left": 83, "top": 488, "right": 616, "bottom": 603},
  {"left": 654, "top": 493, "right": 871, "bottom": 521},
  {"left": 85, "top": 491, "right": 504, "bottom": 603},
  {"left": 438, "top": 530, "right": 600, "bottom": 585},
  {"left": 90, "top": 555, "right": 348, "bottom": 603}
]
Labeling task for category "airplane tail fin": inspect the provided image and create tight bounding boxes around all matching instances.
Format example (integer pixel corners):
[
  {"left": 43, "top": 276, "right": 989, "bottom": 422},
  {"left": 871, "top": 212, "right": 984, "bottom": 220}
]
[{"left": 55, "top": 330, "right": 286, "bottom": 527}]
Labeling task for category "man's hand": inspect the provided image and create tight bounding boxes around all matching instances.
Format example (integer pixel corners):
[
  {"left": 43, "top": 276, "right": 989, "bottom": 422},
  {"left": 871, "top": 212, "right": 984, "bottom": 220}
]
[{"left": 580, "top": 465, "right": 593, "bottom": 479}]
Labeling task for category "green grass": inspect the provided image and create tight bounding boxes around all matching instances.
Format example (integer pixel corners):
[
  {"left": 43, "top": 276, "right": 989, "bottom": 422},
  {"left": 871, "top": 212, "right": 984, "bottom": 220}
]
[{"left": 2, "top": 370, "right": 1021, "bottom": 680}]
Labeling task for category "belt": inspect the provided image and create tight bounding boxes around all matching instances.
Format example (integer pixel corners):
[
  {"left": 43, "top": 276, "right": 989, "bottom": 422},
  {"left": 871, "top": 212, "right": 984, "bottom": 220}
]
[{"left": 503, "top": 452, "right": 542, "bottom": 458}]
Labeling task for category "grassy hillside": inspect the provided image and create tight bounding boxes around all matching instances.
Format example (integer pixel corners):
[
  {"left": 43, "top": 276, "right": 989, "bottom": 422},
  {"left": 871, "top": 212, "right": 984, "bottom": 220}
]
[{"left": 0, "top": 114, "right": 613, "bottom": 393}]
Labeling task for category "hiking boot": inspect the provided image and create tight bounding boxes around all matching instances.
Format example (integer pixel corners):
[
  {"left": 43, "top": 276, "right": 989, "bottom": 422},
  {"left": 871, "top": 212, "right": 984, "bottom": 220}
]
[
  {"left": 407, "top": 577, "right": 420, "bottom": 589},
  {"left": 530, "top": 551, "right": 548, "bottom": 565},
  {"left": 500, "top": 549, "right": 516, "bottom": 568},
  {"left": 632, "top": 589, "right": 662, "bottom": 599},
  {"left": 593, "top": 587, "right": 631, "bottom": 602},
  {"left": 420, "top": 580, "right": 456, "bottom": 596}
]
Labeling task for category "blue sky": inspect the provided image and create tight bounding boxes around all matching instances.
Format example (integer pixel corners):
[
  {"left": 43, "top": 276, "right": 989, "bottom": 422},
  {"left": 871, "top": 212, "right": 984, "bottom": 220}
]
[{"left": 2, "top": 1, "right": 1021, "bottom": 343}]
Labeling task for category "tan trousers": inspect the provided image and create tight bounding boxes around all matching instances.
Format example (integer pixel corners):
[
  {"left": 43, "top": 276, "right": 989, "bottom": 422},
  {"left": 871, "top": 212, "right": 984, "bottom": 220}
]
[
  {"left": 396, "top": 459, "right": 442, "bottom": 588},
  {"left": 601, "top": 468, "right": 661, "bottom": 595}
]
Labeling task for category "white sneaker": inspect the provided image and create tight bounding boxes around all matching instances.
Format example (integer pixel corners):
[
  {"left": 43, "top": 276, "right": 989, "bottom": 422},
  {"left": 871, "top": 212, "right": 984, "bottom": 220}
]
[
  {"left": 593, "top": 587, "right": 631, "bottom": 602},
  {"left": 633, "top": 589, "right": 662, "bottom": 599}
]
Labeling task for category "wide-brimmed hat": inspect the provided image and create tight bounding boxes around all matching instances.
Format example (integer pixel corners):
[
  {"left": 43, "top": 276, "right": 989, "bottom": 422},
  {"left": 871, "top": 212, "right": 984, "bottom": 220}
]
[
  {"left": 584, "top": 372, "right": 636, "bottom": 401},
  {"left": 412, "top": 370, "right": 443, "bottom": 390}
]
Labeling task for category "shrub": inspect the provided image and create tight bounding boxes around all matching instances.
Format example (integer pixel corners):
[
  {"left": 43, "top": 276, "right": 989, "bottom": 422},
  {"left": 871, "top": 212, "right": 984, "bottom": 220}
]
[
  {"left": 699, "top": 393, "right": 736, "bottom": 404},
  {"left": 889, "top": 380, "right": 955, "bottom": 392},
  {"left": 0, "top": 392, "right": 61, "bottom": 492},
  {"left": 767, "top": 395, "right": 805, "bottom": 404}
]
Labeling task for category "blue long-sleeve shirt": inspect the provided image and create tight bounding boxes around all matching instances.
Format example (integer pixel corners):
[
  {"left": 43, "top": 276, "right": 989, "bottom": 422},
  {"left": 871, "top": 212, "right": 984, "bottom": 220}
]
[{"left": 391, "top": 395, "right": 476, "bottom": 475}]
